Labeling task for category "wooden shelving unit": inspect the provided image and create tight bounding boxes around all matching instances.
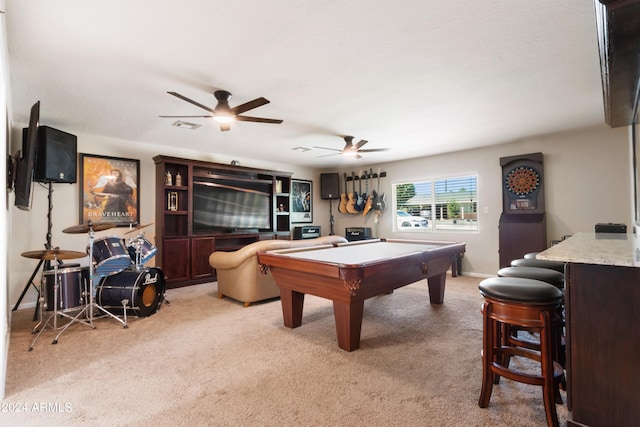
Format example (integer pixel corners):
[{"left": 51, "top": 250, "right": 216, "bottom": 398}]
[{"left": 154, "top": 155, "right": 292, "bottom": 288}]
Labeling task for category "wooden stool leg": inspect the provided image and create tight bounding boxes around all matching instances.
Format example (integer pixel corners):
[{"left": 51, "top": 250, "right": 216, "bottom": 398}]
[
  {"left": 540, "top": 310, "right": 560, "bottom": 427},
  {"left": 478, "top": 302, "right": 494, "bottom": 408}
]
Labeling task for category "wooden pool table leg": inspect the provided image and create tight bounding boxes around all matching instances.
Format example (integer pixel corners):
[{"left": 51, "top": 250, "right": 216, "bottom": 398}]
[
  {"left": 427, "top": 272, "right": 446, "bottom": 304},
  {"left": 280, "top": 288, "right": 305, "bottom": 328},
  {"left": 333, "top": 299, "right": 365, "bottom": 352}
]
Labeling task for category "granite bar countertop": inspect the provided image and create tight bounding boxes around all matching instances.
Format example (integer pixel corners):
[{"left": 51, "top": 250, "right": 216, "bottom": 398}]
[{"left": 537, "top": 232, "right": 640, "bottom": 267}]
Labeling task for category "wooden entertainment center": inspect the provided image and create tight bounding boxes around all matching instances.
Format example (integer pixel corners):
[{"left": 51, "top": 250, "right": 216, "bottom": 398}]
[{"left": 153, "top": 155, "right": 292, "bottom": 288}]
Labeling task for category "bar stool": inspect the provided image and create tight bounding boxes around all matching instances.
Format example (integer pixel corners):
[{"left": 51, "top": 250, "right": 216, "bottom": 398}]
[
  {"left": 497, "top": 266, "right": 564, "bottom": 289},
  {"left": 478, "top": 277, "right": 564, "bottom": 427},
  {"left": 496, "top": 267, "right": 566, "bottom": 367},
  {"left": 524, "top": 252, "right": 539, "bottom": 259},
  {"left": 511, "top": 258, "right": 565, "bottom": 273}
]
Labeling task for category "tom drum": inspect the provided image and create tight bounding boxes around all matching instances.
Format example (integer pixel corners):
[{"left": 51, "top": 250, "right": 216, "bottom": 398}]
[
  {"left": 43, "top": 266, "right": 89, "bottom": 312},
  {"left": 126, "top": 234, "right": 157, "bottom": 266},
  {"left": 90, "top": 236, "right": 132, "bottom": 276},
  {"left": 96, "top": 267, "right": 165, "bottom": 317}
]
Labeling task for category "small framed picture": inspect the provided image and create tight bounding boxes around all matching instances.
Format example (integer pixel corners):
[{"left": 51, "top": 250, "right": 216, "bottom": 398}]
[
  {"left": 79, "top": 154, "right": 140, "bottom": 226},
  {"left": 291, "top": 179, "right": 313, "bottom": 223}
]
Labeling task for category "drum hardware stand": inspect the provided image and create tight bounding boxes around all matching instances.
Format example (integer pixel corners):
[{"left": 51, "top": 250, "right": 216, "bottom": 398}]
[
  {"left": 29, "top": 250, "right": 91, "bottom": 351},
  {"left": 79, "top": 222, "right": 129, "bottom": 329}
]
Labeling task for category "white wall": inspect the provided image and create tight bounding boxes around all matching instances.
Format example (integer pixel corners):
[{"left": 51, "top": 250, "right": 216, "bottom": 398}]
[{"left": 315, "top": 124, "right": 631, "bottom": 276}]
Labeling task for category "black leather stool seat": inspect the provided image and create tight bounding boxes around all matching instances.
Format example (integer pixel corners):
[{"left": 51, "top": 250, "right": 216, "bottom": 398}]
[
  {"left": 497, "top": 266, "right": 564, "bottom": 289},
  {"left": 511, "top": 258, "right": 565, "bottom": 273},
  {"left": 479, "top": 277, "right": 563, "bottom": 304}
]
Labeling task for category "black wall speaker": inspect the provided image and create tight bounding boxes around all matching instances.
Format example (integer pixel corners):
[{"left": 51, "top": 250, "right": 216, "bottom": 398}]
[
  {"left": 320, "top": 173, "right": 340, "bottom": 200},
  {"left": 31, "top": 125, "right": 78, "bottom": 183}
]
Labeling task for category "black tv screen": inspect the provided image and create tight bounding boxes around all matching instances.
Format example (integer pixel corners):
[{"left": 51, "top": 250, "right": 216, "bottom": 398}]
[
  {"left": 193, "top": 181, "right": 271, "bottom": 232},
  {"left": 14, "top": 101, "right": 40, "bottom": 210}
]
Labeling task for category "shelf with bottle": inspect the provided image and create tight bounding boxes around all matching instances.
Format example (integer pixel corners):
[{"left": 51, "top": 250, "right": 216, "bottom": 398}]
[{"left": 164, "top": 165, "right": 189, "bottom": 189}]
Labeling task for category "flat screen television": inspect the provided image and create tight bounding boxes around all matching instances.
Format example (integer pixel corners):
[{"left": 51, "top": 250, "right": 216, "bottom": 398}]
[
  {"left": 193, "top": 180, "right": 271, "bottom": 232},
  {"left": 14, "top": 101, "right": 40, "bottom": 210}
]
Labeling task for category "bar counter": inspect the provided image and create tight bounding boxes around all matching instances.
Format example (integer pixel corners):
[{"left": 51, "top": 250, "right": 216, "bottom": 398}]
[{"left": 538, "top": 232, "right": 640, "bottom": 427}]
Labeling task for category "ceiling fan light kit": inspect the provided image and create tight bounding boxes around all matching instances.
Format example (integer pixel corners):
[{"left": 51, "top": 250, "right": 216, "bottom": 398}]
[
  {"left": 161, "top": 89, "right": 282, "bottom": 132},
  {"left": 314, "top": 136, "right": 391, "bottom": 159}
]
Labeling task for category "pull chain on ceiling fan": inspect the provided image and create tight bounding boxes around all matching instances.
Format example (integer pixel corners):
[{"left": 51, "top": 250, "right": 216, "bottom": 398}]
[
  {"left": 160, "top": 90, "right": 283, "bottom": 131},
  {"left": 314, "top": 136, "right": 391, "bottom": 159}
]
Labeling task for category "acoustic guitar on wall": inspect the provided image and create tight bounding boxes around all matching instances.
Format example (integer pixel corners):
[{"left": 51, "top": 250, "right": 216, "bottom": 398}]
[
  {"left": 346, "top": 172, "right": 358, "bottom": 214},
  {"left": 338, "top": 172, "right": 348, "bottom": 214}
]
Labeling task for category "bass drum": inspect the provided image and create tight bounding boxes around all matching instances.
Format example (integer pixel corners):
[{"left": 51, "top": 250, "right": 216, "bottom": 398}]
[{"left": 96, "top": 267, "right": 165, "bottom": 317}]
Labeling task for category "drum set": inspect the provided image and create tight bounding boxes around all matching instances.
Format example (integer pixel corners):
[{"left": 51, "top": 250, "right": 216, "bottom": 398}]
[{"left": 25, "top": 221, "right": 165, "bottom": 350}]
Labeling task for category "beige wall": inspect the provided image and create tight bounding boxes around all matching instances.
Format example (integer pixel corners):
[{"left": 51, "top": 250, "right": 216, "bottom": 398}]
[
  {"left": 7, "top": 123, "right": 632, "bottom": 308},
  {"left": 316, "top": 124, "right": 631, "bottom": 276},
  {"left": 7, "top": 132, "right": 314, "bottom": 311},
  {"left": 2, "top": 108, "right": 632, "bottom": 402}
]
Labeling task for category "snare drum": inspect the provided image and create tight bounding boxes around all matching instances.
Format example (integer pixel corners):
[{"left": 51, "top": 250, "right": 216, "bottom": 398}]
[
  {"left": 96, "top": 267, "right": 165, "bottom": 317},
  {"left": 90, "top": 236, "right": 132, "bottom": 276},
  {"left": 126, "top": 234, "right": 158, "bottom": 266},
  {"left": 43, "top": 266, "right": 89, "bottom": 312}
]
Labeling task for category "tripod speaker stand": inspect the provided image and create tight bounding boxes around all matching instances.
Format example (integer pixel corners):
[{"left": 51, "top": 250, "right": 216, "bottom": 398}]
[{"left": 13, "top": 182, "right": 66, "bottom": 320}]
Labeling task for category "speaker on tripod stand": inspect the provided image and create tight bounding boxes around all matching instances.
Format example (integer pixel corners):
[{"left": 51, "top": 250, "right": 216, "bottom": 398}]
[
  {"left": 13, "top": 126, "right": 78, "bottom": 316},
  {"left": 320, "top": 173, "right": 340, "bottom": 235}
]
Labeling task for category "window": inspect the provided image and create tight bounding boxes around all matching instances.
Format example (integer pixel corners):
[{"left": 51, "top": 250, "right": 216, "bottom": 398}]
[{"left": 393, "top": 175, "right": 478, "bottom": 232}]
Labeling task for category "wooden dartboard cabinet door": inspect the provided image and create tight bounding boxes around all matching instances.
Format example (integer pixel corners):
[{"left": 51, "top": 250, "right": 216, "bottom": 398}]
[{"left": 498, "top": 152, "right": 547, "bottom": 267}]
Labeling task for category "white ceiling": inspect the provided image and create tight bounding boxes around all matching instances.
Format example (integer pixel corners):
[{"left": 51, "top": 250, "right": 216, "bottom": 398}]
[{"left": 4, "top": 1, "right": 605, "bottom": 169}]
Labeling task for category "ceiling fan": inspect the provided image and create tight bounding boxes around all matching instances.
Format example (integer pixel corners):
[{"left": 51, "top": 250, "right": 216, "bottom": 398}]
[
  {"left": 314, "top": 136, "right": 391, "bottom": 159},
  {"left": 160, "top": 90, "right": 283, "bottom": 131}
]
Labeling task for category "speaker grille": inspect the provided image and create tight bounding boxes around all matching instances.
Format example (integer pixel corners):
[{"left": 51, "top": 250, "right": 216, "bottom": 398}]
[
  {"left": 34, "top": 126, "right": 77, "bottom": 183},
  {"left": 320, "top": 173, "right": 340, "bottom": 200}
]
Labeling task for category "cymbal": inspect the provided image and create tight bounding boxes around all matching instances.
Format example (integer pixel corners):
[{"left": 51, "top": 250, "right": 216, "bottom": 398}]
[
  {"left": 63, "top": 222, "right": 117, "bottom": 234},
  {"left": 21, "top": 248, "right": 87, "bottom": 261},
  {"left": 124, "top": 223, "right": 154, "bottom": 235}
]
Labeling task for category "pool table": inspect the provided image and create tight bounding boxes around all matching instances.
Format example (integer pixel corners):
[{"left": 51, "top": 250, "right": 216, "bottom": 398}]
[{"left": 257, "top": 238, "right": 466, "bottom": 351}]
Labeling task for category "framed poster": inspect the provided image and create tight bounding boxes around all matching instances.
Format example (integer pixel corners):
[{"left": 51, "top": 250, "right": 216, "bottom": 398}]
[
  {"left": 291, "top": 179, "right": 313, "bottom": 223},
  {"left": 79, "top": 154, "right": 140, "bottom": 226}
]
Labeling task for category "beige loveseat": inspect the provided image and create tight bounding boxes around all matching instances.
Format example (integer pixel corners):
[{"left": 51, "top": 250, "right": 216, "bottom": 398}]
[{"left": 209, "top": 235, "right": 348, "bottom": 307}]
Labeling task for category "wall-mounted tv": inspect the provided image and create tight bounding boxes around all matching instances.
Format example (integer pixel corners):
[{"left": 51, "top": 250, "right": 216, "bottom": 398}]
[
  {"left": 14, "top": 101, "right": 40, "bottom": 210},
  {"left": 193, "top": 178, "right": 271, "bottom": 232}
]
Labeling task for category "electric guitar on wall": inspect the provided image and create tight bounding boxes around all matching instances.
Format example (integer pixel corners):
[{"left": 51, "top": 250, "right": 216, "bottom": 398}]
[
  {"left": 346, "top": 171, "right": 358, "bottom": 214},
  {"left": 375, "top": 168, "right": 386, "bottom": 211},
  {"left": 338, "top": 173, "right": 348, "bottom": 214},
  {"left": 363, "top": 170, "right": 373, "bottom": 216},
  {"left": 355, "top": 170, "right": 365, "bottom": 212}
]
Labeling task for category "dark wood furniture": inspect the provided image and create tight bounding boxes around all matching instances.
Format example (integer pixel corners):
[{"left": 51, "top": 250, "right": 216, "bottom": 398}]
[
  {"left": 594, "top": 0, "right": 640, "bottom": 128},
  {"left": 154, "top": 156, "right": 292, "bottom": 288},
  {"left": 564, "top": 262, "right": 640, "bottom": 427},
  {"left": 498, "top": 153, "right": 547, "bottom": 268},
  {"left": 478, "top": 277, "right": 565, "bottom": 427},
  {"left": 539, "top": 233, "right": 640, "bottom": 427},
  {"left": 257, "top": 238, "right": 466, "bottom": 351}
]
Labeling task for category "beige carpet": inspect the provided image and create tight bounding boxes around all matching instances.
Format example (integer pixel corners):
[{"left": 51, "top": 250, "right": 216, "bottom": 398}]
[{"left": 4, "top": 274, "right": 567, "bottom": 426}]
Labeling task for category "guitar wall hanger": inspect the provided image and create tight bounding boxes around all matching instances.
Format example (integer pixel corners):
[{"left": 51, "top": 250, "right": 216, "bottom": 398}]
[
  {"left": 344, "top": 171, "right": 387, "bottom": 181},
  {"left": 338, "top": 168, "right": 387, "bottom": 216}
]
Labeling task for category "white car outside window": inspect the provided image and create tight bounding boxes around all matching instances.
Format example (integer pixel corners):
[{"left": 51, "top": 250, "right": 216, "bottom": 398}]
[{"left": 396, "top": 210, "right": 428, "bottom": 228}]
